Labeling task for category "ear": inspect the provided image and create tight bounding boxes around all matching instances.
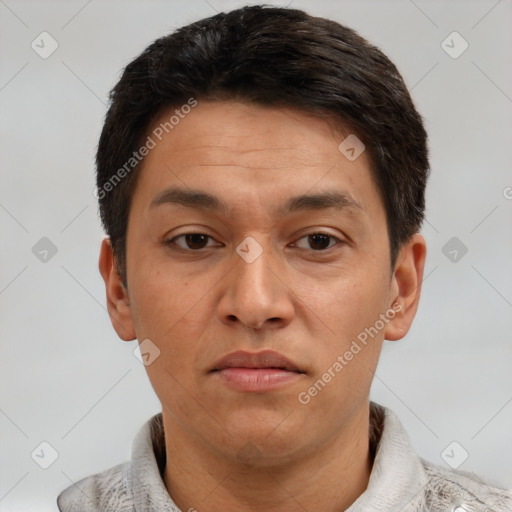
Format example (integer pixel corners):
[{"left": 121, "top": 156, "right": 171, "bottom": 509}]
[
  {"left": 98, "top": 238, "right": 136, "bottom": 341},
  {"left": 384, "top": 233, "right": 427, "bottom": 341}
]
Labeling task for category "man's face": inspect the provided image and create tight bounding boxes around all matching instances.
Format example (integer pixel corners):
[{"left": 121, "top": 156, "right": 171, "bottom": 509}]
[{"left": 116, "top": 101, "right": 407, "bottom": 462}]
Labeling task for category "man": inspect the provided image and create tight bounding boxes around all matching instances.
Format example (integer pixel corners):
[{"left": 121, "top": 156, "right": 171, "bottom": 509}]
[{"left": 57, "top": 5, "right": 511, "bottom": 511}]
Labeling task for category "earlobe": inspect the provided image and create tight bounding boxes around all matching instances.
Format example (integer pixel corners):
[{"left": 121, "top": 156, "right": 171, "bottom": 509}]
[
  {"left": 98, "top": 238, "right": 137, "bottom": 341},
  {"left": 384, "top": 233, "right": 427, "bottom": 341}
]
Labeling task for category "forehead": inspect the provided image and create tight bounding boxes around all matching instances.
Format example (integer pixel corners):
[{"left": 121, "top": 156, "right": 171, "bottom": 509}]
[
  {"left": 131, "top": 101, "right": 383, "bottom": 222},
  {"left": 148, "top": 101, "right": 352, "bottom": 167}
]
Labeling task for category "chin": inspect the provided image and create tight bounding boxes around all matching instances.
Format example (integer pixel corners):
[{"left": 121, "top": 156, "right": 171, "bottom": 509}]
[{"left": 218, "top": 417, "right": 307, "bottom": 460}]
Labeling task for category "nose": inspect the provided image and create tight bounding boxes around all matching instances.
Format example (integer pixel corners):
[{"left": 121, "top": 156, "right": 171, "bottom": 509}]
[{"left": 217, "top": 240, "right": 295, "bottom": 330}]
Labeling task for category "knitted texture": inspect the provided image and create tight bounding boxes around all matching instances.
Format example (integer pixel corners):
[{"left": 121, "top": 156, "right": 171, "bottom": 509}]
[{"left": 57, "top": 402, "right": 512, "bottom": 511}]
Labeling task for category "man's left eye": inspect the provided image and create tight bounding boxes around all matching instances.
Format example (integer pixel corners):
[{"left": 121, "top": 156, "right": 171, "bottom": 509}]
[{"left": 294, "top": 233, "right": 342, "bottom": 251}]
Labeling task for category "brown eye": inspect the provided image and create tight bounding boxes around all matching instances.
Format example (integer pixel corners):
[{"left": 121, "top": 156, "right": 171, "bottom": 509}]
[
  {"left": 308, "top": 233, "right": 331, "bottom": 250},
  {"left": 184, "top": 234, "right": 209, "bottom": 249},
  {"left": 294, "top": 232, "right": 341, "bottom": 251},
  {"left": 168, "top": 233, "right": 213, "bottom": 250}
]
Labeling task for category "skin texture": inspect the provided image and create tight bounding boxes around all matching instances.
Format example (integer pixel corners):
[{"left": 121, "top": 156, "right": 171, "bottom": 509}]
[{"left": 99, "top": 101, "right": 426, "bottom": 511}]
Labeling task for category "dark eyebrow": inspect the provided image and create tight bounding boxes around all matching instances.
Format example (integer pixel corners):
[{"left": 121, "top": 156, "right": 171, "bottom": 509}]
[
  {"left": 150, "top": 187, "right": 229, "bottom": 214},
  {"left": 149, "top": 186, "right": 363, "bottom": 217},
  {"left": 279, "top": 190, "right": 363, "bottom": 216}
]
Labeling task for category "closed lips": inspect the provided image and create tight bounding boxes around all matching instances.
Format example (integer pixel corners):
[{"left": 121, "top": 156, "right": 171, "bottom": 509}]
[{"left": 210, "top": 350, "right": 305, "bottom": 373}]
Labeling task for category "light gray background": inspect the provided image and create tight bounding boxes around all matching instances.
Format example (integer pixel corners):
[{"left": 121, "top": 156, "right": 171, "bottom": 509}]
[{"left": 1, "top": 0, "right": 511, "bottom": 510}]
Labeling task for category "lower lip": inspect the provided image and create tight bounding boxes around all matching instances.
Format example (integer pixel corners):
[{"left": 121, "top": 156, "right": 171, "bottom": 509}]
[{"left": 213, "top": 368, "right": 303, "bottom": 392}]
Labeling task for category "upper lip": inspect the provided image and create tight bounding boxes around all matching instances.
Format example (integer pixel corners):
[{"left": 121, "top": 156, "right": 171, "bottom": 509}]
[{"left": 210, "top": 350, "right": 304, "bottom": 373}]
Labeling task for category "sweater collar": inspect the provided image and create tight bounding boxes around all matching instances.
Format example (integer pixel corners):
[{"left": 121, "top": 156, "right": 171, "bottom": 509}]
[{"left": 127, "top": 401, "right": 428, "bottom": 511}]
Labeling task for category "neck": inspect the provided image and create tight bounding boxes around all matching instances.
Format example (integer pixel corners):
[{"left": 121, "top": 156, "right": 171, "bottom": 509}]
[{"left": 162, "top": 403, "right": 373, "bottom": 512}]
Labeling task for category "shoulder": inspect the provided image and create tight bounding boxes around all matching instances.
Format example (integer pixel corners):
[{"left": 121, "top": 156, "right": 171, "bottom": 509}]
[
  {"left": 420, "top": 457, "right": 512, "bottom": 511},
  {"left": 57, "top": 412, "right": 170, "bottom": 511},
  {"left": 57, "top": 462, "right": 134, "bottom": 512}
]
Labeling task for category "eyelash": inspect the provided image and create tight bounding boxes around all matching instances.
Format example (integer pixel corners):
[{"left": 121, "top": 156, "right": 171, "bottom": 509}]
[{"left": 165, "top": 232, "right": 344, "bottom": 252}]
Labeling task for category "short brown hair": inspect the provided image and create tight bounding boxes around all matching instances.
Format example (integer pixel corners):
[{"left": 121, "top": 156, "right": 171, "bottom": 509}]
[{"left": 96, "top": 5, "right": 429, "bottom": 286}]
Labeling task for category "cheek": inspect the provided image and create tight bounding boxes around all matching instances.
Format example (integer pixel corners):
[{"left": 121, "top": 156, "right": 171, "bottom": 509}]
[
  {"left": 293, "top": 264, "right": 390, "bottom": 398},
  {"left": 297, "top": 267, "right": 387, "bottom": 337},
  {"left": 129, "top": 265, "right": 207, "bottom": 367},
  {"left": 296, "top": 277, "right": 385, "bottom": 424},
  {"left": 134, "top": 279, "right": 208, "bottom": 416}
]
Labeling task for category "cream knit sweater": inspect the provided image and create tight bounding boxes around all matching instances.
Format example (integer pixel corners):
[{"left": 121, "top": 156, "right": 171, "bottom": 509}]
[{"left": 57, "top": 402, "right": 512, "bottom": 511}]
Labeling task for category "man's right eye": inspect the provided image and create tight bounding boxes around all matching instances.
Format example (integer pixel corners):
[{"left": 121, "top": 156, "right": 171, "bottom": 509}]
[{"left": 166, "top": 233, "right": 220, "bottom": 251}]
